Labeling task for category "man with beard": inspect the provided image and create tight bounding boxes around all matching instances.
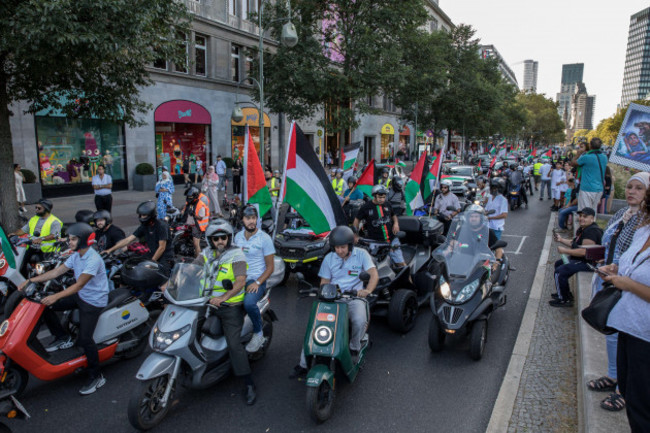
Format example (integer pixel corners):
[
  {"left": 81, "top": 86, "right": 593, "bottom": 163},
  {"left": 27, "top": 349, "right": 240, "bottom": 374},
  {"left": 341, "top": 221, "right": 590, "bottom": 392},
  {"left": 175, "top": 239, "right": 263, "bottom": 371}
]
[
  {"left": 233, "top": 205, "right": 275, "bottom": 353},
  {"left": 92, "top": 210, "right": 125, "bottom": 253}
]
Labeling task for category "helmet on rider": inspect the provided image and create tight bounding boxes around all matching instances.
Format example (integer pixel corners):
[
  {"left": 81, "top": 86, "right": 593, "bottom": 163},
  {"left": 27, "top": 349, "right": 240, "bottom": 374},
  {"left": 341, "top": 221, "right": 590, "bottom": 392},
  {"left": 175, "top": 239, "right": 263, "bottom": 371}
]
[
  {"left": 440, "top": 179, "right": 453, "bottom": 191},
  {"left": 93, "top": 210, "right": 112, "bottom": 229},
  {"left": 347, "top": 176, "right": 357, "bottom": 187},
  {"left": 241, "top": 205, "right": 259, "bottom": 233},
  {"left": 371, "top": 184, "right": 389, "bottom": 197},
  {"left": 205, "top": 219, "right": 234, "bottom": 249},
  {"left": 517, "top": 166, "right": 523, "bottom": 171},
  {"left": 75, "top": 209, "right": 95, "bottom": 225},
  {"left": 392, "top": 176, "right": 404, "bottom": 191},
  {"left": 510, "top": 163, "right": 517, "bottom": 171},
  {"left": 329, "top": 225, "right": 355, "bottom": 254},
  {"left": 476, "top": 176, "right": 486, "bottom": 186},
  {"left": 242, "top": 204, "right": 259, "bottom": 219},
  {"left": 185, "top": 186, "right": 200, "bottom": 203},
  {"left": 466, "top": 204, "right": 485, "bottom": 229},
  {"left": 490, "top": 178, "right": 506, "bottom": 194},
  {"left": 137, "top": 201, "right": 157, "bottom": 224},
  {"left": 67, "top": 222, "right": 96, "bottom": 251}
]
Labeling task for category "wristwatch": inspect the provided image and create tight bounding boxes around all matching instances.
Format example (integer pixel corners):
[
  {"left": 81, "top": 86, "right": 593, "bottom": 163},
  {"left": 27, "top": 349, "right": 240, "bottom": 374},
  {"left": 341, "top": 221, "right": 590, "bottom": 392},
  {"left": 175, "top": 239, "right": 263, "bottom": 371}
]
[{"left": 255, "top": 280, "right": 261, "bottom": 286}]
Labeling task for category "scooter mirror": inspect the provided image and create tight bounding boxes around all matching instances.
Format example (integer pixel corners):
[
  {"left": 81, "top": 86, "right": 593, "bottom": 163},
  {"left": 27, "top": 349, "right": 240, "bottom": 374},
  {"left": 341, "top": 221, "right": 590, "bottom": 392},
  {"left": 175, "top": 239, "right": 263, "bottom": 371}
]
[
  {"left": 446, "top": 206, "right": 457, "bottom": 212},
  {"left": 486, "top": 209, "right": 496, "bottom": 216},
  {"left": 222, "top": 280, "right": 233, "bottom": 291},
  {"left": 319, "top": 283, "right": 338, "bottom": 300},
  {"left": 359, "top": 271, "right": 370, "bottom": 283}
]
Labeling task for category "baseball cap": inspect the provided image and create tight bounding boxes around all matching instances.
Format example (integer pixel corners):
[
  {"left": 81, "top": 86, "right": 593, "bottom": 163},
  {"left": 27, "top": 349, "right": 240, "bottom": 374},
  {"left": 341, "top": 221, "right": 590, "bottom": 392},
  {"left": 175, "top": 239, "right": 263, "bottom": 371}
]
[{"left": 577, "top": 207, "right": 596, "bottom": 217}]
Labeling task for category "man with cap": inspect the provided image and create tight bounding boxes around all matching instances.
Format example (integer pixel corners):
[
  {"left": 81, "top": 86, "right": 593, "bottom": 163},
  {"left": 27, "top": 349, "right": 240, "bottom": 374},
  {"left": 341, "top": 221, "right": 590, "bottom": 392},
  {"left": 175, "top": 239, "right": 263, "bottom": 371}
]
[
  {"left": 18, "top": 223, "right": 109, "bottom": 395},
  {"left": 550, "top": 207, "right": 603, "bottom": 307},
  {"left": 432, "top": 179, "right": 460, "bottom": 235},
  {"left": 10, "top": 198, "right": 63, "bottom": 275}
]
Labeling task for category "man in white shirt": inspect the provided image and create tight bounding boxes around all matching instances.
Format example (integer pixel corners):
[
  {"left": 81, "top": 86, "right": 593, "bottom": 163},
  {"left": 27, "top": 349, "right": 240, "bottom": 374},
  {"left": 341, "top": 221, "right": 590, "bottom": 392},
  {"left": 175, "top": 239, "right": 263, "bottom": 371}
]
[
  {"left": 485, "top": 178, "right": 508, "bottom": 240},
  {"left": 215, "top": 155, "right": 227, "bottom": 191},
  {"left": 539, "top": 159, "right": 552, "bottom": 201},
  {"left": 432, "top": 179, "right": 460, "bottom": 235}
]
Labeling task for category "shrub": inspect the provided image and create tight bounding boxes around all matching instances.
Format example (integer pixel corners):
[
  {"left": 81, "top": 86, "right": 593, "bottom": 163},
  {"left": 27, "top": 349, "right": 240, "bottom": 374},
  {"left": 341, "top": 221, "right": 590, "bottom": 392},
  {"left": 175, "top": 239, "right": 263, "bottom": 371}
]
[
  {"left": 223, "top": 157, "right": 234, "bottom": 168},
  {"left": 20, "top": 169, "right": 37, "bottom": 184},
  {"left": 135, "top": 163, "right": 155, "bottom": 175}
]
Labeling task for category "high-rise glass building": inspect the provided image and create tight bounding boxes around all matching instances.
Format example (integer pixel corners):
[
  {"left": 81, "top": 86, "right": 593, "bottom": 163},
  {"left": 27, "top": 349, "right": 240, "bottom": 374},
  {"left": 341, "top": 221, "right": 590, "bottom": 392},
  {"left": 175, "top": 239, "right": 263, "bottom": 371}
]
[
  {"left": 556, "top": 63, "right": 584, "bottom": 126},
  {"left": 621, "top": 7, "right": 650, "bottom": 107},
  {"left": 523, "top": 60, "right": 538, "bottom": 92}
]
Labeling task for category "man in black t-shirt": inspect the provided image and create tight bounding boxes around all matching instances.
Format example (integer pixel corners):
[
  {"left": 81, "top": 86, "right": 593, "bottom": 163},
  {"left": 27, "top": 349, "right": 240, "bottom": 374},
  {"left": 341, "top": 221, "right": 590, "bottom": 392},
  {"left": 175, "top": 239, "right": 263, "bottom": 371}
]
[
  {"left": 103, "top": 202, "right": 175, "bottom": 275},
  {"left": 353, "top": 185, "right": 406, "bottom": 267},
  {"left": 550, "top": 207, "right": 603, "bottom": 307},
  {"left": 93, "top": 210, "right": 125, "bottom": 253}
]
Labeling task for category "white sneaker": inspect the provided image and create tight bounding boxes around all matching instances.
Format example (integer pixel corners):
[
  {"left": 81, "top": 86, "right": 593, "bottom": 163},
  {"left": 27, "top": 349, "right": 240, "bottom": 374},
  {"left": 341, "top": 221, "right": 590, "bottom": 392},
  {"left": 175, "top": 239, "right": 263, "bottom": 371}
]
[
  {"left": 245, "top": 333, "right": 266, "bottom": 353},
  {"left": 79, "top": 375, "right": 106, "bottom": 395},
  {"left": 46, "top": 336, "right": 74, "bottom": 352}
]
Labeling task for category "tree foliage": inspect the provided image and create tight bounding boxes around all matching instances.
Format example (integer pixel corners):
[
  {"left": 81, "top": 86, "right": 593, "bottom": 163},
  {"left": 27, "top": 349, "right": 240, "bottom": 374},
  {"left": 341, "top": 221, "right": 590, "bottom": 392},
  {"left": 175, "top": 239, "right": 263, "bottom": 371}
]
[
  {"left": 0, "top": 0, "right": 190, "bottom": 228},
  {"left": 516, "top": 92, "right": 565, "bottom": 146}
]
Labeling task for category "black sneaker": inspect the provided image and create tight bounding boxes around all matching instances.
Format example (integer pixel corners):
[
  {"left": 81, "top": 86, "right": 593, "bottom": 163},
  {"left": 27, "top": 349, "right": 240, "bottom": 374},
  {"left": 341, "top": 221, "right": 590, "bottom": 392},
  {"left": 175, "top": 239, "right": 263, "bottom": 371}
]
[
  {"left": 289, "top": 365, "right": 307, "bottom": 379},
  {"left": 539, "top": 197, "right": 543, "bottom": 201},
  {"left": 551, "top": 293, "right": 560, "bottom": 299},
  {"left": 79, "top": 375, "right": 106, "bottom": 395},
  {"left": 245, "top": 384, "right": 257, "bottom": 405},
  {"left": 46, "top": 336, "right": 74, "bottom": 353},
  {"left": 549, "top": 298, "right": 574, "bottom": 307}
]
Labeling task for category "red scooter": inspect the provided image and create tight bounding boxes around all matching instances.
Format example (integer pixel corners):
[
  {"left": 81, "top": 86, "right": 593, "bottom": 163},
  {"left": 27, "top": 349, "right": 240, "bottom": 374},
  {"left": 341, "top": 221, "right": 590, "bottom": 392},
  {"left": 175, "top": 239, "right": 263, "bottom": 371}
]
[{"left": 0, "top": 282, "right": 151, "bottom": 396}]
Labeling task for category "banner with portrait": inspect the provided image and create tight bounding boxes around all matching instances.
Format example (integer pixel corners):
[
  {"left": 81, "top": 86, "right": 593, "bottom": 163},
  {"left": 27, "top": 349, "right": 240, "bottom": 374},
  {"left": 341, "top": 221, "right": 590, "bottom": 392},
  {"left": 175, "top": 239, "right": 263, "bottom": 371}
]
[{"left": 610, "top": 103, "right": 650, "bottom": 172}]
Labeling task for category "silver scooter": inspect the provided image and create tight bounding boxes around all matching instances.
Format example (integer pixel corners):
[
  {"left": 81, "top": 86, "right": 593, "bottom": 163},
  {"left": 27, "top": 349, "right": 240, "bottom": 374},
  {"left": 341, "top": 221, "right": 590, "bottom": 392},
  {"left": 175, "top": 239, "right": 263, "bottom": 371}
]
[{"left": 128, "top": 263, "right": 276, "bottom": 431}]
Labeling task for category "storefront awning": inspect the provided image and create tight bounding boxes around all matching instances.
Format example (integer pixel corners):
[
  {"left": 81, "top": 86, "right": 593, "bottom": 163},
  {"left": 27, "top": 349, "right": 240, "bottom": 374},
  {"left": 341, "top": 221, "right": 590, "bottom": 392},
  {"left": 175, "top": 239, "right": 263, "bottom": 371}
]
[
  {"left": 231, "top": 108, "right": 271, "bottom": 127},
  {"left": 381, "top": 124, "right": 395, "bottom": 135},
  {"left": 399, "top": 126, "right": 410, "bottom": 136},
  {"left": 155, "top": 100, "right": 211, "bottom": 125}
]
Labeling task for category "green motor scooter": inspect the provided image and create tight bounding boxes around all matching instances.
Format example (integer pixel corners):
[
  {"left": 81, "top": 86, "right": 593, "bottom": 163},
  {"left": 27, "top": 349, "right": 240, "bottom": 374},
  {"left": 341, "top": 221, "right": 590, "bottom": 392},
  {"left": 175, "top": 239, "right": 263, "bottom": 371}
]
[{"left": 298, "top": 273, "right": 372, "bottom": 423}]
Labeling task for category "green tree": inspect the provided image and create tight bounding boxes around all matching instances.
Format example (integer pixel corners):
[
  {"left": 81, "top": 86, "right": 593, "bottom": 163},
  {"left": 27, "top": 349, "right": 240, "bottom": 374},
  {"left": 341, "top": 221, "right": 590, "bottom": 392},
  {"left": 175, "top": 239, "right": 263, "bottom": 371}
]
[
  {"left": 260, "top": 0, "right": 429, "bottom": 138},
  {"left": 516, "top": 92, "right": 565, "bottom": 146},
  {"left": 0, "top": 0, "right": 190, "bottom": 228}
]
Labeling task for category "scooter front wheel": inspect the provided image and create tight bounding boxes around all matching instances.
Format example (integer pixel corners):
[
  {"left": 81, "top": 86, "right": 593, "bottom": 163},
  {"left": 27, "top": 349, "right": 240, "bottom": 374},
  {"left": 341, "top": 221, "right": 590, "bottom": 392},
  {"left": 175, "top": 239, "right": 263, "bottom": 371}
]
[
  {"left": 128, "top": 375, "right": 173, "bottom": 431},
  {"left": 428, "top": 316, "right": 445, "bottom": 352},
  {"left": 469, "top": 320, "right": 487, "bottom": 361},
  {"left": 0, "top": 364, "right": 27, "bottom": 397},
  {"left": 306, "top": 381, "right": 335, "bottom": 424}
]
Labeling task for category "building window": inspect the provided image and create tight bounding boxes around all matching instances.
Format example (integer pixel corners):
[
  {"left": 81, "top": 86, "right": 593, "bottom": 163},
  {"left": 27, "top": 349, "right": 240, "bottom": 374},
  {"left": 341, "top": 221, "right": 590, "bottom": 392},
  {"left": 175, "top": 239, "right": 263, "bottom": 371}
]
[
  {"left": 195, "top": 34, "right": 207, "bottom": 76},
  {"left": 231, "top": 44, "right": 241, "bottom": 81},
  {"left": 153, "top": 57, "right": 167, "bottom": 70},
  {"left": 229, "top": 0, "right": 237, "bottom": 16},
  {"left": 174, "top": 33, "right": 188, "bottom": 73},
  {"left": 430, "top": 18, "right": 439, "bottom": 32},
  {"left": 245, "top": 54, "right": 254, "bottom": 80}
]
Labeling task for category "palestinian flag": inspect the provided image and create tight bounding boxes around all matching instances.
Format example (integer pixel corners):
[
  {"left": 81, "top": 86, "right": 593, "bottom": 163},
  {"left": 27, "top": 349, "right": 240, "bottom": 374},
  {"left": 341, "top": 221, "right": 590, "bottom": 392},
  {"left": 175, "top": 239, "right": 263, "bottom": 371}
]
[
  {"left": 0, "top": 223, "right": 16, "bottom": 269},
  {"left": 396, "top": 159, "right": 406, "bottom": 168},
  {"left": 405, "top": 153, "right": 427, "bottom": 215},
  {"left": 489, "top": 146, "right": 496, "bottom": 155},
  {"left": 477, "top": 160, "right": 482, "bottom": 169},
  {"left": 281, "top": 122, "right": 347, "bottom": 234},
  {"left": 423, "top": 150, "right": 442, "bottom": 200},
  {"left": 342, "top": 141, "right": 361, "bottom": 179},
  {"left": 243, "top": 126, "right": 273, "bottom": 218},
  {"left": 542, "top": 149, "right": 552, "bottom": 159},
  {"left": 526, "top": 148, "right": 537, "bottom": 162},
  {"left": 356, "top": 159, "right": 377, "bottom": 197}
]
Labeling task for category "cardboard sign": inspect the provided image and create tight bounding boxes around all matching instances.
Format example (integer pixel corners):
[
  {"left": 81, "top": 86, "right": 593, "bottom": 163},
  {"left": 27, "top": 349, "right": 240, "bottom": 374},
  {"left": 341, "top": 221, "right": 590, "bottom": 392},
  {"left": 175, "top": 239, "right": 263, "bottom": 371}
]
[{"left": 610, "top": 102, "right": 650, "bottom": 172}]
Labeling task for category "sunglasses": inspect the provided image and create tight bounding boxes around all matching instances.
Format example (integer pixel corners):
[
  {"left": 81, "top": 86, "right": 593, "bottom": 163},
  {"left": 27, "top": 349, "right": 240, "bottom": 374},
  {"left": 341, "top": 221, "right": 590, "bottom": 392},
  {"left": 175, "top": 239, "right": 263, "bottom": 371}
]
[
  {"left": 210, "top": 234, "right": 228, "bottom": 241},
  {"left": 35, "top": 206, "right": 43, "bottom": 210}
]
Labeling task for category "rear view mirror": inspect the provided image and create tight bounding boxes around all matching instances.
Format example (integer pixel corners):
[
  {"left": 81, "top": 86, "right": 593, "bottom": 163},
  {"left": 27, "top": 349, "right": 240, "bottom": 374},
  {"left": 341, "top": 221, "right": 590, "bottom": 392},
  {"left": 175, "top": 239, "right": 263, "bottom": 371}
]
[
  {"left": 486, "top": 209, "right": 496, "bottom": 215},
  {"left": 446, "top": 206, "right": 457, "bottom": 212}
]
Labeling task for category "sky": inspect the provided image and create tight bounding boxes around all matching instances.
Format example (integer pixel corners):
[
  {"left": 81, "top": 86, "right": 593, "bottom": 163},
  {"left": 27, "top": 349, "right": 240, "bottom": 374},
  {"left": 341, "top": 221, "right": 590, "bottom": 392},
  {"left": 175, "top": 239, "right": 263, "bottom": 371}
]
[{"left": 442, "top": 0, "right": 649, "bottom": 127}]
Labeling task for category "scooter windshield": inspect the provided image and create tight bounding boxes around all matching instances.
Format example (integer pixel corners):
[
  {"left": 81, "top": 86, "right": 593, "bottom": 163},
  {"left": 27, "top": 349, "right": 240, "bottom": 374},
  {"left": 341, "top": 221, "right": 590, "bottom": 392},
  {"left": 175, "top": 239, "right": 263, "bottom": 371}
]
[
  {"left": 165, "top": 263, "right": 205, "bottom": 302},
  {"left": 433, "top": 212, "right": 495, "bottom": 279}
]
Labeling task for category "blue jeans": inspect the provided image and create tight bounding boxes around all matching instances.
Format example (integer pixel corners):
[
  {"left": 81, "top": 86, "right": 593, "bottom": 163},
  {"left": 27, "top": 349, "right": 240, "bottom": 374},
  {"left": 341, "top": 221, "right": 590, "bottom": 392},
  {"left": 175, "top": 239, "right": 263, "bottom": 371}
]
[
  {"left": 554, "top": 259, "right": 590, "bottom": 300},
  {"left": 244, "top": 280, "right": 266, "bottom": 333},
  {"left": 558, "top": 205, "right": 577, "bottom": 229},
  {"left": 540, "top": 180, "right": 551, "bottom": 199}
]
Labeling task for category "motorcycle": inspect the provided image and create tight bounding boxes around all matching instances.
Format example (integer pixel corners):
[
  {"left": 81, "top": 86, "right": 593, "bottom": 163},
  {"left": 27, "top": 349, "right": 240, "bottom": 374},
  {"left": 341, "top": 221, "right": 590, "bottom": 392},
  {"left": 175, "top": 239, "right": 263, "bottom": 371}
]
[
  {"left": 297, "top": 273, "right": 372, "bottom": 424},
  {"left": 128, "top": 263, "right": 276, "bottom": 430},
  {"left": 0, "top": 281, "right": 152, "bottom": 396},
  {"left": 0, "top": 390, "right": 29, "bottom": 433},
  {"left": 523, "top": 173, "right": 534, "bottom": 197},
  {"left": 508, "top": 182, "right": 525, "bottom": 210},
  {"left": 427, "top": 210, "right": 510, "bottom": 360},
  {"left": 357, "top": 216, "right": 445, "bottom": 333}
]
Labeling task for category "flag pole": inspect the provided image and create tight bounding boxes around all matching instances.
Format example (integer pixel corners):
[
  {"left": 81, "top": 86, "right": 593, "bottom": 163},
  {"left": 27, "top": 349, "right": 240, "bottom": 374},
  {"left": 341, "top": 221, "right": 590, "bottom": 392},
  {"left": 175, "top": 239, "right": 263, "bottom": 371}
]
[{"left": 272, "top": 121, "right": 294, "bottom": 240}]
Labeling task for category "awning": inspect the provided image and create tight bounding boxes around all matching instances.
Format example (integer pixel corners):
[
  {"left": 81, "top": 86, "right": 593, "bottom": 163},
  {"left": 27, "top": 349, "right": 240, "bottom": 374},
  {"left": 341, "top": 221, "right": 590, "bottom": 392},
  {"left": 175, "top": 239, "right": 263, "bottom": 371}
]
[
  {"left": 154, "top": 100, "right": 211, "bottom": 125},
  {"left": 400, "top": 126, "right": 411, "bottom": 136},
  {"left": 231, "top": 107, "right": 271, "bottom": 127},
  {"left": 381, "top": 124, "right": 395, "bottom": 135}
]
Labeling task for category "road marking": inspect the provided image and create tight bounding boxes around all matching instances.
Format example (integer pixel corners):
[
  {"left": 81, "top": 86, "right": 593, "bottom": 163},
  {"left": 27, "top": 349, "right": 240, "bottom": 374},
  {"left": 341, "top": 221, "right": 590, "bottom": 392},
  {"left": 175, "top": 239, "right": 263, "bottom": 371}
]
[
  {"left": 501, "top": 234, "right": 527, "bottom": 255},
  {"left": 486, "top": 214, "right": 555, "bottom": 433}
]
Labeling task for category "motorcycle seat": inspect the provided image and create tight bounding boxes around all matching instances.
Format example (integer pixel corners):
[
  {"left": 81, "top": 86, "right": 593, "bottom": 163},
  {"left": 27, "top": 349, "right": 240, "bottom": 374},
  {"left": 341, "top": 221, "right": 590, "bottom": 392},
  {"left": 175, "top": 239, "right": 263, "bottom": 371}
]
[{"left": 102, "top": 288, "right": 132, "bottom": 312}]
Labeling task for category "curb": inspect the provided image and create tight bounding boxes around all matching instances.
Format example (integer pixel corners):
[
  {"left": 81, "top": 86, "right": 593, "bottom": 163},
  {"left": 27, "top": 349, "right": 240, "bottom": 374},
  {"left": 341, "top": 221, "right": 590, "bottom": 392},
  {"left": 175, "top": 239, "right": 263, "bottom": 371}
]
[{"left": 485, "top": 213, "right": 555, "bottom": 433}]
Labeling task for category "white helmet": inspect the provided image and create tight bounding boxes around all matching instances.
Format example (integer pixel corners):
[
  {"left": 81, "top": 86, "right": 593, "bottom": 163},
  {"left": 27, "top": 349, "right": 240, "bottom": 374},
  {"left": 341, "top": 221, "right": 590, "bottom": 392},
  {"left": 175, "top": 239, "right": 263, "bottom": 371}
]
[
  {"left": 517, "top": 166, "right": 523, "bottom": 171},
  {"left": 466, "top": 204, "right": 485, "bottom": 215},
  {"left": 371, "top": 184, "right": 389, "bottom": 196},
  {"left": 441, "top": 179, "right": 453, "bottom": 188}
]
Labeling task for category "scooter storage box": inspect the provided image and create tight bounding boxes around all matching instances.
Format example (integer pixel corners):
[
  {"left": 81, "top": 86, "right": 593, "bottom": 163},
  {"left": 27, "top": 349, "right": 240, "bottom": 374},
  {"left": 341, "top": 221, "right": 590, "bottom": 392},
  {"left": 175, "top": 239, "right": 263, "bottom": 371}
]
[
  {"left": 419, "top": 217, "right": 444, "bottom": 246},
  {"left": 397, "top": 217, "right": 422, "bottom": 245}
]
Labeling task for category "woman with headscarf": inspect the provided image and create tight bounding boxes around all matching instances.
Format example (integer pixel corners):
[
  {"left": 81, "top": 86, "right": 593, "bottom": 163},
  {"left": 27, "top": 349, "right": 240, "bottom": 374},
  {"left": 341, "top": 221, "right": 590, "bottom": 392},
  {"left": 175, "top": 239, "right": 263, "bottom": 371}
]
[
  {"left": 155, "top": 168, "right": 175, "bottom": 220},
  {"left": 587, "top": 172, "right": 650, "bottom": 413},
  {"left": 202, "top": 165, "right": 222, "bottom": 216}
]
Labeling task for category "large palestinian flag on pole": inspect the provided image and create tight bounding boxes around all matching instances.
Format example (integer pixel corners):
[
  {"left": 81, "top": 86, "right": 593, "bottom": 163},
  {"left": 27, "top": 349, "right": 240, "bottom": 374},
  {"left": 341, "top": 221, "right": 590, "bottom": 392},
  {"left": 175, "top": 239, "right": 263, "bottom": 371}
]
[
  {"left": 355, "top": 159, "right": 377, "bottom": 197},
  {"left": 281, "top": 122, "right": 347, "bottom": 234},
  {"left": 405, "top": 153, "right": 427, "bottom": 215},
  {"left": 423, "top": 150, "right": 443, "bottom": 200},
  {"left": 243, "top": 126, "right": 273, "bottom": 218},
  {"left": 342, "top": 141, "right": 361, "bottom": 180}
]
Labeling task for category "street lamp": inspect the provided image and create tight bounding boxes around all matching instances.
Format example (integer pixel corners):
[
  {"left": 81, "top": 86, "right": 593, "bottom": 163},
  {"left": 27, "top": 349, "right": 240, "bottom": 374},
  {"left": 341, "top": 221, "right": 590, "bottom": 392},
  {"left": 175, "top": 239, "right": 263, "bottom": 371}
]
[{"left": 231, "top": 1, "right": 297, "bottom": 166}]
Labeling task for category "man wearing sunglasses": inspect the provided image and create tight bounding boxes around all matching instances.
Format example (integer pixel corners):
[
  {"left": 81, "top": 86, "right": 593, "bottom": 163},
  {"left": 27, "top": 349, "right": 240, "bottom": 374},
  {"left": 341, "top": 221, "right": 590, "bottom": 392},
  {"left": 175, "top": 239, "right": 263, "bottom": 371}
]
[
  {"left": 10, "top": 198, "right": 62, "bottom": 275},
  {"left": 193, "top": 219, "right": 257, "bottom": 405}
]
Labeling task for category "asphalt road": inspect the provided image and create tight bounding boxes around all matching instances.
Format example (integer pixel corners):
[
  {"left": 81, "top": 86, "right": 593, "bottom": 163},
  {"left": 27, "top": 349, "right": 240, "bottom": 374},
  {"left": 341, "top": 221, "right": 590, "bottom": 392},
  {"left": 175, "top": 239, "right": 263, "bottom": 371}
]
[{"left": 9, "top": 193, "right": 552, "bottom": 433}]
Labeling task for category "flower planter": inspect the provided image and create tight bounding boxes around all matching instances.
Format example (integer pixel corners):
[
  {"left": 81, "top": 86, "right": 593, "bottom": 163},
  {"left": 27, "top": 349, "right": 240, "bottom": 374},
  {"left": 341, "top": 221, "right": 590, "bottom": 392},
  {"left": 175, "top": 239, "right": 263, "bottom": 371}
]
[
  {"left": 23, "top": 183, "right": 43, "bottom": 204},
  {"left": 133, "top": 174, "right": 157, "bottom": 191}
]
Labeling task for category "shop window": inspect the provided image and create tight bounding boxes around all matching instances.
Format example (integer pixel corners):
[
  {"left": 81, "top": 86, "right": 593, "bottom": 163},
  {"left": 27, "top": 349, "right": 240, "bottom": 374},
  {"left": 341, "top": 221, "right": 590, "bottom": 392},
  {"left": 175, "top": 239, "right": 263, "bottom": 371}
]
[
  {"left": 245, "top": 54, "right": 253, "bottom": 80},
  {"left": 231, "top": 44, "right": 241, "bottom": 81},
  {"left": 195, "top": 34, "right": 207, "bottom": 76},
  {"left": 35, "top": 117, "right": 126, "bottom": 186},
  {"left": 174, "top": 33, "right": 188, "bottom": 73},
  {"left": 155, "top": 123, "right": 209, "bottom": 176}
]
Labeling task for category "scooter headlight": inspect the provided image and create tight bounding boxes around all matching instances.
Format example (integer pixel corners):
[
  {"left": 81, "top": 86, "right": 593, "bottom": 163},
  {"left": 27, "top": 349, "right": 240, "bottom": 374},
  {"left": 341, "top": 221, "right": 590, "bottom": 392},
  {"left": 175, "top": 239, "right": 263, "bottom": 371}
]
[
  {"left": 35, "top": 263, "right": 45, "bottom": 275},
  {"left": 439, "top": 277, "right": 452, "bottom": 300},
  {"left": 0, "top": 320, "right": 8, "bottom": 337},
  {"left": 454, "top": 280, "right": 480, "bottom": 303},
  {"left": 305, "top": 241, "right": 325, "bottom": 251},
  {"left": 152, "top": 324, "right": 191, "bottom": 351},
  {"left": 313, "top": 325, "right": 333, "bottom": 345}
]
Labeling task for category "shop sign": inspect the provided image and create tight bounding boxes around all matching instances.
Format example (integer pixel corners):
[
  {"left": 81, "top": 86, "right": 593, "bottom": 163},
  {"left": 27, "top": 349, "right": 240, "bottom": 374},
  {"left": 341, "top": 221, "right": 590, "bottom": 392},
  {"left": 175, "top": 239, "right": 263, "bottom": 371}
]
[
  {"left": 155, "top": 100, "right": 211, "bottom": 125},
  {"left": 231, "top": 108, "right": 271, "bottom": 127},
  {"left": 381, "top": 124, "right": 395, "bottom": 135}
]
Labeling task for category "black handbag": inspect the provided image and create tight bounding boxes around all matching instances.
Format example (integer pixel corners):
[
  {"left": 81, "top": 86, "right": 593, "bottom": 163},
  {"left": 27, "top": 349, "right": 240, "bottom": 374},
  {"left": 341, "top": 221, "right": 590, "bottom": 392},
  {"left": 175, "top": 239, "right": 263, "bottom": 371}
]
[{"left": 581, "top": 283, "right": 621, "bottom": 335}]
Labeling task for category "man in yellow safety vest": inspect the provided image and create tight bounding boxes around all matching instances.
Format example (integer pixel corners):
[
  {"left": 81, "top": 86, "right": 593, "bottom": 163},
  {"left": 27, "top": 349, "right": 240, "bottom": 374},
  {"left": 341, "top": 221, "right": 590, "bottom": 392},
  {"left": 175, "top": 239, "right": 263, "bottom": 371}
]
[
  {"left": 331, "top": 169, "right": 345, "bottom": 196},
  {"left": 533, "top": 159, "right": 542, "bottom": 191}
]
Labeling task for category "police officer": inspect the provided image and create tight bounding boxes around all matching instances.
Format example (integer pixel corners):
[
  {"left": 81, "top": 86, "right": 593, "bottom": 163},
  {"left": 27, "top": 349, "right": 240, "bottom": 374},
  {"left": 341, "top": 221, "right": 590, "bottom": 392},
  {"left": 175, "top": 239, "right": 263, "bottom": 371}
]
[
  {"left": 331, "top": 169, "right": 345, "bottom": 196},
  {"left": 19, "top": 223, "right": 108, "bottom": 395},
  {"left": 183, "top": 186, "right": 210, "bottom": 257},
  {"left": 10, "top": 198, "right": 62, "bottom": 275},
  {"left": 533, "top": 159, "right": 542, "bottom": 191},
  {"left": 195, "top": 219, "right": 257, "bottom": 405}
]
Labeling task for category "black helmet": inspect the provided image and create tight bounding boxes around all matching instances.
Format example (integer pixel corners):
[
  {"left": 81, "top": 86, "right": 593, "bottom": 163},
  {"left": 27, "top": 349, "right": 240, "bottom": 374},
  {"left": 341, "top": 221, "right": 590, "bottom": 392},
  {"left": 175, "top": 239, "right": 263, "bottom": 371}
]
[
  {"left": 37, "top": 198, "right": 53, "bottom": 213},
  {"left": 66, "top": 222, "right": 96, "bottom": 251},
  {"left": 185, "top": 186, "right": 200, "bottom": 203},
  {"left": 509, "top": 163, "right": 517, "bottom": 170},
  {"left": 329, "top": 225, "right": 355, "bottom": 253},
  {"left": 476, "top": 175, "right": 486, "bottom": 185},
  {"left": 121, "top": 257, "right": 168, "bottom": 290},
  {"left": 75, "top": 209, "right": 95, "bottom": 225},
  {"left": 490, "top": 178, "right": 505, "bottom": 193},
  {"left": 347, "top": 176, "right": 357, "bottom": 185},
  {"left": 93, "top": 210, "right": 112, "bottom": 226},
  {"left": 242, "top": 205, "right": 259, "bottom": 218},
  {"left": 137, "top": 201, "right": 157, "bottom": 224},
  {"left": 392, "top": 177, "right": 404, "bottom": 191}
]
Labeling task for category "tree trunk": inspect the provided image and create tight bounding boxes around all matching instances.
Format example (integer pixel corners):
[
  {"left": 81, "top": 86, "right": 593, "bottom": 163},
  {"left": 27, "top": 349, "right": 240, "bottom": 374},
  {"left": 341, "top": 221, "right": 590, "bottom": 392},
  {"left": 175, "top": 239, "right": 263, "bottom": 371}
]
[{"left": 0, "top": 61, "right": 21, "bottom": 231}]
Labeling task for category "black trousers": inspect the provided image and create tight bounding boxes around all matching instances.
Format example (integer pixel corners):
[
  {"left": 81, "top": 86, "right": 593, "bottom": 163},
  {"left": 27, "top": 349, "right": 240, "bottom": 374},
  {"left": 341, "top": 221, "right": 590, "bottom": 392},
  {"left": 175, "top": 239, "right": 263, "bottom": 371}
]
[
  {"left": 617, "top": 332, "right": 650, "bottom": 432},
  {"left": 232, "top": 176, "right": 241, "bottom": 195},
  {"left": 44, "top": 294, "right": 103, "bottom": 379},
  {"left": 437, "top": 215, "right": 452, "bottom": 236},
  {"left": 94, "top": 194, "right": 113, "bottom": 213},
  {"left": 213, "top": 304, "right": 250, "bottom": 376}
]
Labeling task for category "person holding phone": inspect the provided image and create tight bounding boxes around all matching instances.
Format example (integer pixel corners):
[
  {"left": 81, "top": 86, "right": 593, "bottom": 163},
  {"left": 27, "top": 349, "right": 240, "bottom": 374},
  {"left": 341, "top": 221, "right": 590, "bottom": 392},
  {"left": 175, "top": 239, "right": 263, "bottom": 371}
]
[{"left": 550, "top": 207, "right": 603, "bottom": 307}]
